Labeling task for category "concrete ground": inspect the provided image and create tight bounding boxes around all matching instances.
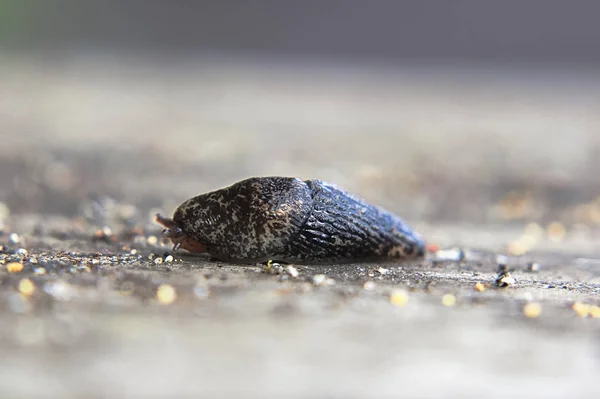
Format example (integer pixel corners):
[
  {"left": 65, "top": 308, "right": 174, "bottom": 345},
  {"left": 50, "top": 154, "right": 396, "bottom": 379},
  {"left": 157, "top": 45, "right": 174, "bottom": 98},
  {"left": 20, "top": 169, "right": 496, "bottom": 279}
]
[{"left": 2, "top": 55, "right": 600, "bottom": 398}]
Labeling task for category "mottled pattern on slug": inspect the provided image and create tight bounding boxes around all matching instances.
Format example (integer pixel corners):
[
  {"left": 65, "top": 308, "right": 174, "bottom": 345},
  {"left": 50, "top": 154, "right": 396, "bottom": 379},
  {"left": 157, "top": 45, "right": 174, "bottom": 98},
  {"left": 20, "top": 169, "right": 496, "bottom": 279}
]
[
  {"left": 168, "top": 176, "right": 425, "bottom": 264},
  {"left": 172, "top": 177, "right": 313, "bottom": 262}
]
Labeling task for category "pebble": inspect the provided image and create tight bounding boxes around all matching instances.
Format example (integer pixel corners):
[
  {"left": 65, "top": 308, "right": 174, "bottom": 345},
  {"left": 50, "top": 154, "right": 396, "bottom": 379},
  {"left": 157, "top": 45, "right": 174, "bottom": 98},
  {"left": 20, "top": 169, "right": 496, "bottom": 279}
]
[
  {"left": 390, "top": 290, "right": 409, "bottom": 307},
  {"left": 43, "top": 281, "right": 74, "bottom": 301},
  {"left": 286, "top": 265, "right": 299, "bottom": 277},
  {"left": 312, "top": 274, "right": 335, "bottom": 286},
  {"left": 442, "top": 294, "right": 456, "bottom": 307},
  {"left": 589, "top": 305, "right": 600, "bottom": 318},
  {"left": 495, "top": 273, "right": 516, "bottom": 288},
  {"left": 523, "top": 302, "right": 542, "bottom": 318},
  {"left": 8, "top": 232, "right": 19, "bottom": 245},
  {"left": 94, "top": 226, "right": 112, "bottom": 240},
  {"left": 164, "top": 255, "right": 174, "bottom": 263},
  {"left": 495, "top": 264, "right": 516, "bottom": 288},
  {"left": 263, "top": 261, "right": 284, "bottom": 274},
  {"left": 147, "top": 235, "right": 158, "bottom": 246},
  {"left": 16, "top": 248, "right": 28, "bottom": 256},
  {"left": 363, "top": 281, "right": 376, "bottom": 291},
  {"left": 572, "top": 302, "right": 590, "bottom": 318},
  {"left": 526, "top": 262, "right": 541, "bottom": 272},
  {"left": 507, "top": 237, "right": 534, "bottom": 256},
  {"left": 6, "top": 262, "right": 24, "bottom": 273},
  {"left": 435, "top": 248, "right": 464, "bottom": 262},
  {"left": 377, "top": 267, "right": 389, "bottom": 275},
  {"left": 156, "top": 284, "right": 177, "bottom": 304},
  {"left": 18, "top": 278, "right": 36, "bottom": 296},
  {"left": 474, "top": 282, "right": 486, "bottom": 292}
]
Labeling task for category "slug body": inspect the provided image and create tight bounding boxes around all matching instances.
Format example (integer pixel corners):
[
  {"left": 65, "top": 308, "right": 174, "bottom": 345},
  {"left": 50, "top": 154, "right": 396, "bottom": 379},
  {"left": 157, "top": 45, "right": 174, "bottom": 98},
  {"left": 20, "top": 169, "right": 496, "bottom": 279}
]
[{"left": 155, "top": 176, "right": 425, "bottom": 264}]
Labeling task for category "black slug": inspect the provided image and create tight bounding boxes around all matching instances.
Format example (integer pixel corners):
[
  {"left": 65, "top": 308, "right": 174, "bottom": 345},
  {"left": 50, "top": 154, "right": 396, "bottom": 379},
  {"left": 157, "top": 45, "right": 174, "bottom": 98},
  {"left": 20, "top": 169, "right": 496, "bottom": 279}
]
[{"left": 155, "top": 176, "right": 426, "bottom": 264}]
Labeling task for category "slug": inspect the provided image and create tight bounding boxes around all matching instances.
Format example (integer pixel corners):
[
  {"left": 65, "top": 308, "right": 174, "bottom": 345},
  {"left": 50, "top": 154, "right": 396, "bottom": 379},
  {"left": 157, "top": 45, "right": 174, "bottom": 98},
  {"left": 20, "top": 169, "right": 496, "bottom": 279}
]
[{"left": 155, "top": 176, "right": 425, "bottom": 264}]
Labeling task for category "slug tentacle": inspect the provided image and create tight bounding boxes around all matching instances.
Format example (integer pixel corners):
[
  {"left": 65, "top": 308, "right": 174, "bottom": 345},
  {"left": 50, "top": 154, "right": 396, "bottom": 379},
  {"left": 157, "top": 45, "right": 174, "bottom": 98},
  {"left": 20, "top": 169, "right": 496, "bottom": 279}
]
[
  {"left": 155, "top": 213, "right": 207, "bottom": 254},
  {"left": 155, "top": 176, "right": 426, "bottom": 264}
]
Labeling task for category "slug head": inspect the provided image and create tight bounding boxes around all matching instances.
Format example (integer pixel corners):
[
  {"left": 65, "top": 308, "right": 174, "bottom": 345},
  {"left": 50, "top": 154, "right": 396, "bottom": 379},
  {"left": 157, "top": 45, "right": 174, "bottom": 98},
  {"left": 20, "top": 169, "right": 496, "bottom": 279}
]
[{"left": 154, "top": 213, "right": 207, "bottom": 253}]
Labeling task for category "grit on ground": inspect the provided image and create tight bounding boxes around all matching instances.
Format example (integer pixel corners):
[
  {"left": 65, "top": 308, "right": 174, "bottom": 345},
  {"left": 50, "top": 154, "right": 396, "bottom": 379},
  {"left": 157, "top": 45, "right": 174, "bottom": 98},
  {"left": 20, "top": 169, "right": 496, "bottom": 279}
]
[{"left": 2, "top": 58, "right": 600, "bottom": 398}]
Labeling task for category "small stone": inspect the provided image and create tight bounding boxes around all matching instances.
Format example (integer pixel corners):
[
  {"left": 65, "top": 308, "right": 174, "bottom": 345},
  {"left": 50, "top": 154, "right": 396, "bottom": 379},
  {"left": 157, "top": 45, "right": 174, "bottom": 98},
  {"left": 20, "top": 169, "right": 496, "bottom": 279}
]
[
  {"left": 8, "top": 232, "right": 19, "bottom": 245},
  {"left": 526, "top": 262, "right": 541, "bottom": 272},
  {"left": 272, "top": 264, "right": 284, "bottom": 274},
  {"left": 154, "top": 257, "right": 163, "bottom": 265},
  {"left": 495, "top": 273, "right": 516, "bottom": 288},
  {"left": 442, "top": 294, "right": 456, "bottom": 307},
  {"left": 474, "top": 282, "right": 486, "bottom": 292},
  {"left": 33, "top": 267, "right": 47, "bottom": 275},
  {"left": 390, "top": 290, "right": 409, "bottom": 307},
  {"left": 6, "top": 261, "right": 24, "bottom": 273},
  {"left": 156, "top": 284, "right": 177, "bottom": 304},
  {"left": 495, "top": 264, "right": 516, "bottom": 288},
  {"left": 312, "top": 274, "right": 326, "bottom": 285},
  {"left": 147, "top": 235, "right": 158, "bottom": 245},
  {"left": 589, "top": 305, "right": 600, "bottom": 318},
  {"left": 507, "top": 239, "right": 531, "bottom": 256},
  {"left": 262, "top": 261, "right": 284, "bottom": 274},
  {"left": 523, "top": 302, "right": 542, "bottom": 318},
  {"left": 164, "top": 255, "right": 174, "bottom": 263},
  {"left": 286, "top": 265, "right": 299, "bottom": 277},
  {"left": 94, "top": 226, "right": 112, "bottom": 240},
  {"left": 377, "top": 267, "right": 389, "bottom": 276},
  {"left": 43, "top": 281, "right": 74, "bottom": 301},
  {"left": 16, "top": 248, "right": 28, "bottom": 256},
  {"left": 312, "top": 274, "right": 334, "bottom": 286},
  {"left": 18, "top": 278, "right": 36, "bottom": 296},
  {"left": 572, "top": 302, "right": 590, "bottom": 318},
  {"left": 363, "top": 281, "right": 376, "bottom": 291},
  {"left": 130, "top": 249, "right": 138, "bottom": 255},
  {"left": 435, "top": 248, "right": 464, "bottom": 261}
]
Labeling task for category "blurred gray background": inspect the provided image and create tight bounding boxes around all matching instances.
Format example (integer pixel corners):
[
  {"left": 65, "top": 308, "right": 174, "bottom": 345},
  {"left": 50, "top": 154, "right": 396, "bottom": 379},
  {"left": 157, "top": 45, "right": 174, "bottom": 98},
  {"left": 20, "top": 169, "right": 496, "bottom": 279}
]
[{"left": 2, "top": 0, "right": 600, "bottom": 63}]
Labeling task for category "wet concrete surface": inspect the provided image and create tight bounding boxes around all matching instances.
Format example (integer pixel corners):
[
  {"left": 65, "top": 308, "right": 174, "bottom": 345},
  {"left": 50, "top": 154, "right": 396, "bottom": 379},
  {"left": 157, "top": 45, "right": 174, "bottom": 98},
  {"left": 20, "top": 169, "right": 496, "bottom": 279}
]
[{"left": 2, "top": 56, "right": 600, "bottom": 398}]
